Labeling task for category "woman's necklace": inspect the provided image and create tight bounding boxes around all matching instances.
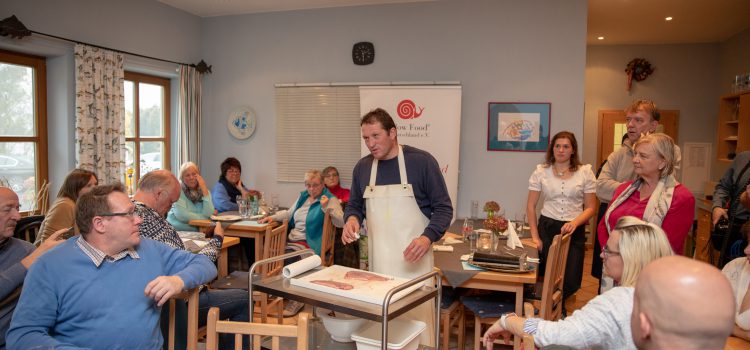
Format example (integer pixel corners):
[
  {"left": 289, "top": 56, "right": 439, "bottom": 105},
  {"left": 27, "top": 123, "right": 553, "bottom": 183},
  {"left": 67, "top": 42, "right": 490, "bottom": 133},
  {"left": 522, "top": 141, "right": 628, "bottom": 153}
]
[{"left": 553, "top": 165, "right": 569, "bottom": 177}]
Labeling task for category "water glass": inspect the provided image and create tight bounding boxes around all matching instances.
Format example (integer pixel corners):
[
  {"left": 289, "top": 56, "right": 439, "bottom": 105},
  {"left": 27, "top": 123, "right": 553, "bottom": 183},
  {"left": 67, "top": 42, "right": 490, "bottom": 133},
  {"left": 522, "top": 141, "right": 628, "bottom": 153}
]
[
  {"left": 461, "top": 218, "right": 474, "bottom": 242},
  {"left": 271, "top": 194, "right": 280, "bottom": 213},
  {"left": 470, "top": 200, "right": 479, "bottom": 219},
  {"left": 467, "top": 230, "right": 478, "bottom": 252},
  {"left": 238, "top": 199, "right": 249, "bottom": 218}
]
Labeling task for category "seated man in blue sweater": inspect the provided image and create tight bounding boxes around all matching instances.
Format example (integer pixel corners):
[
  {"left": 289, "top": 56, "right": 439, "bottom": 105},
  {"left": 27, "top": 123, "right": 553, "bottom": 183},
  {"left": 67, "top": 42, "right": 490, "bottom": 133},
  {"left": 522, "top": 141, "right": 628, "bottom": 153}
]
[{"left": 6, "top": 184, "right": 217, "bottom": 350}]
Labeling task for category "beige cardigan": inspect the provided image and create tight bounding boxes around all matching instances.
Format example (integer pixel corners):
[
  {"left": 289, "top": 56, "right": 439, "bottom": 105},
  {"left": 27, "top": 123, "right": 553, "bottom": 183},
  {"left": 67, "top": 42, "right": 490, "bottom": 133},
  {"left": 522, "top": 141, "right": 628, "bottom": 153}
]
[{"left": 36, "top": 197, "right": 78, "bottom": 245}]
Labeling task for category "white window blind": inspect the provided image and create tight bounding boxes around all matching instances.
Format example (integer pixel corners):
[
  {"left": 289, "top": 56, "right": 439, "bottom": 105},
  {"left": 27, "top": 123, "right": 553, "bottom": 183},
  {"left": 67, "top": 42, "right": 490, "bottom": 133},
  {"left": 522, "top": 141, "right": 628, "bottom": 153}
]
[{"left": 275, "top": 86, "right": 361, "bottom": 184}]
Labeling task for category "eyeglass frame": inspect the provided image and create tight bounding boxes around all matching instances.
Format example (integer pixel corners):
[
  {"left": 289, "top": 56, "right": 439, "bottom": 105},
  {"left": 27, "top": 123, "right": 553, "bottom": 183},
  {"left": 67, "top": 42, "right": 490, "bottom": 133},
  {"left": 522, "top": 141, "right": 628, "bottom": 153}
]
[
  {"left": 602, "top": 245, "right": 621, "bottom": 258},
  {"left": 98, "top": 209, "right": 138, "bottom": 218}
]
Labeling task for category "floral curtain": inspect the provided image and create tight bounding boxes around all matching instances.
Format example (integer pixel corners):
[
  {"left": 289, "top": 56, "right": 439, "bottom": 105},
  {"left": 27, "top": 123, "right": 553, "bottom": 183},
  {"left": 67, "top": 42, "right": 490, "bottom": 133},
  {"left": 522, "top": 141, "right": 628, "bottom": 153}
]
[
  {"left": 74, "top": 44, "right": 125, "bottom": 184},
  {"left": 177, "top": 65, "right": 202, "bottom": 168}
]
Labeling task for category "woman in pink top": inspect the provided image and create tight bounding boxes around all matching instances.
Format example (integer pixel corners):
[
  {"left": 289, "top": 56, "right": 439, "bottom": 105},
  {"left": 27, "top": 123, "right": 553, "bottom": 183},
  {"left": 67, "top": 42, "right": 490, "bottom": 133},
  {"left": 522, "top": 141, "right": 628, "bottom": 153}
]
[{"left": 598, "top": 133, "right": 695, "bottom": 254}]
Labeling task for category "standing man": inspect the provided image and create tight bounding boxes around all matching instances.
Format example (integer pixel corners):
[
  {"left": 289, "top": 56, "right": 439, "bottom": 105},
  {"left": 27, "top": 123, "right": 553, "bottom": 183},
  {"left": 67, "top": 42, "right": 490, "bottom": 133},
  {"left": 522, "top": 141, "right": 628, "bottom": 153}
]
[
  {"left": 593, "top": 100, "right": 677, "bottom": 284},
  {"left": 6, "top": 184, "right": 216, "bottom": 349},
  {"left": 342, "top": 108, "right": 453, "bottom": 345},
  {"left": 631, "top": 256, "right": 735, "bottom": 350},
  {"left": 0, "top": 187, "right": 64, "bottom": 349},
  {"left": 712, "top": 151, "right": 750, "bottom": 266}
]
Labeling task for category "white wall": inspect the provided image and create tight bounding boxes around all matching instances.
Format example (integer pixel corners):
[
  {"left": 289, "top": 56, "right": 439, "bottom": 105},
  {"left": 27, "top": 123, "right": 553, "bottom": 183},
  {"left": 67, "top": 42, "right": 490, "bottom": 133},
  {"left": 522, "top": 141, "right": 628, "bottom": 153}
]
[
  {"left": 0, "top": 0, "right": 201, "bottom": 190},
  {"left": 199, "top": 0, "right": 588, "bottom": 217},
  {"left": 583, "top": 44, "right": 722, "bottom": 183}
]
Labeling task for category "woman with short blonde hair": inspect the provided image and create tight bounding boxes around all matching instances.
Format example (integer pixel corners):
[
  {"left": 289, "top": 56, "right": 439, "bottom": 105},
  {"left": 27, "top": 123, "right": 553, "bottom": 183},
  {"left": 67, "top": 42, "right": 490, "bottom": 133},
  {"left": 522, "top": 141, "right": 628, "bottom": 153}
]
[
  {"left": 167, "top": 161, "right": 215, "bottom": 231},
  {"left": 483, "top": 216, "right": 673, "bottom": 350}
]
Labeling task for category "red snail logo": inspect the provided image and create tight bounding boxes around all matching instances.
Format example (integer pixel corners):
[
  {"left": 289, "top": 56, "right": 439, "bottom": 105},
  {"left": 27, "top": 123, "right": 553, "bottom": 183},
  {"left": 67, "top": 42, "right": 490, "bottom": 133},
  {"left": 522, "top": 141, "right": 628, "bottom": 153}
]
[{"left": 396, "top": 99, "right": 425, "bottom": 119}]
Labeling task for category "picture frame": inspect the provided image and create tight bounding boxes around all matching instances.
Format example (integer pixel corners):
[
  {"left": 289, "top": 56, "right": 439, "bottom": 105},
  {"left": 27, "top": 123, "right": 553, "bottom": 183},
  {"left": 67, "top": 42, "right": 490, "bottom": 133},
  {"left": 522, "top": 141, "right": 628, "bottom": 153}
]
[{"left": 487, "top": 102, "right": 551, "bottom": 152}]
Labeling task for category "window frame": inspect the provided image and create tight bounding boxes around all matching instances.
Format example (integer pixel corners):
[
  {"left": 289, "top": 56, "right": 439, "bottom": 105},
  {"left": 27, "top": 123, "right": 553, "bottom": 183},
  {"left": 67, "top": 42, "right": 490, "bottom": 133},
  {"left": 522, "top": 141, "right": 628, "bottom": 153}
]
[
  {"left": 0, "top": 49, "right": 48, "bottom": 215},
  {"left": 123, "top": 71, "right": 171, "bottom": 185}
]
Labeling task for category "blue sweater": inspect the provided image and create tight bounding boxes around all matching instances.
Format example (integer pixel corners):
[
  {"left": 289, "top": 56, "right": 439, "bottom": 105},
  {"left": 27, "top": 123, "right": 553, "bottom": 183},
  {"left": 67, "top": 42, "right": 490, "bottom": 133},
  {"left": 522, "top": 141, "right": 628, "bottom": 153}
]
[
  {"left": 0, "top": 238, "right": 34, "bottom": 349},
  {"left": 6, "top": 237, "right": 216, "bottom": 350},
  {"left": 167, "top": 190, "right": 215, "bottom": 231}
]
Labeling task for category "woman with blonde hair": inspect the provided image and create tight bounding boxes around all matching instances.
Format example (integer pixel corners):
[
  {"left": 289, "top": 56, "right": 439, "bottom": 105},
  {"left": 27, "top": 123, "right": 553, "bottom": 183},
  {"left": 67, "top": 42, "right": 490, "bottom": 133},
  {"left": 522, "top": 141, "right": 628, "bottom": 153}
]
[
  {"left": 598, "top": 133, "right": 695, "bottom": 255},
  {"left": 167, "top": 162, "right": 215, "bottom": 231},
  {"left": 483, "top": 216, "right": 673, "bottom": 350}
]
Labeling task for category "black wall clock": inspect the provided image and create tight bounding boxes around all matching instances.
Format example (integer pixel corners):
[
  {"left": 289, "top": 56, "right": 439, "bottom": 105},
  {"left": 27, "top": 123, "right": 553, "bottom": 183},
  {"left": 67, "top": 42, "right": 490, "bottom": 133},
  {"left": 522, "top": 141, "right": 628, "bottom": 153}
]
[{"left": 352, "top": 41, "right": 375, "bottom": 65}]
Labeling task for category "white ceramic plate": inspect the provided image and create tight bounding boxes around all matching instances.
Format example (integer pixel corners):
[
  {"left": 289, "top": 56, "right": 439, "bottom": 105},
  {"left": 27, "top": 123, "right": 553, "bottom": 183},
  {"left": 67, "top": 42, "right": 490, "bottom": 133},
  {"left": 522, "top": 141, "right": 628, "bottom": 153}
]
[
  {"left": 227, "top": 106, "right": 257, "bottom": 140},
  {"left": 210, "top": 214, "right": 242, "bottom": 222}
]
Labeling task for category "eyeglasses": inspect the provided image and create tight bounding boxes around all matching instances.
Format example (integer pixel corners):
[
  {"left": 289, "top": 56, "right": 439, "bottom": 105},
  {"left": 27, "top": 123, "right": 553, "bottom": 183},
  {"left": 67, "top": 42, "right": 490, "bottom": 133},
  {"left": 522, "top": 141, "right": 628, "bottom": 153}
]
[
  {"left": 226, "top": 169, "right": 240, "bottom": 174},
  {"left": 99, "top": 209, "right": 138, "bottom": 218},
  {"left": 603, "top": 246, "right": 620, "bottom": 258},
  {"left": 324, "top": 173, "right": 339, "bottom": 178},
  {"left": 304, "top": 182, "right": 323, "bottom": 189}
]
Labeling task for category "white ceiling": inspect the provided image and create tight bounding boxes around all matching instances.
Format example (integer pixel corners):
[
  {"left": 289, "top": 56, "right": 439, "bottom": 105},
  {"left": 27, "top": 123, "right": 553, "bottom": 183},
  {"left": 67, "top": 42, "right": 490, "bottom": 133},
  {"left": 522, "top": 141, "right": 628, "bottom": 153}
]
[{"left": 158, "top": 0, "right": 750, "bottom": 45}]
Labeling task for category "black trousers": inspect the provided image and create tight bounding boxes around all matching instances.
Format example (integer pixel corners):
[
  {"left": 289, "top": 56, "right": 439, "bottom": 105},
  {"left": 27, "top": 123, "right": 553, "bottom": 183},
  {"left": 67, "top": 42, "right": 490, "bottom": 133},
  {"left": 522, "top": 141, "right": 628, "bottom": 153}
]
[
  {"left": 537, "top": 215, "right": 586, "bottom": 299},
  {"left": 590, "top": 203, "right": 608, "bottom": 281}
]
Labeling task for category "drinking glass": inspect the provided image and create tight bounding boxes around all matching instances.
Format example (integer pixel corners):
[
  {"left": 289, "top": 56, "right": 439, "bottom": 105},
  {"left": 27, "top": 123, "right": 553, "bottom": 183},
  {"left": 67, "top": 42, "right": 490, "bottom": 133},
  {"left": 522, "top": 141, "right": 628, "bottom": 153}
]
[
  {"left": 238, "top": 199, "right": 249, "bottom": 219},
  {"left": 478, "top": 232, "right": 493, "bottom": 252},
  {"left": 461, "top": 218, "right": 474, "bottom": 242},
  {"left": 271, "top": 194, "right": 280, "bottom": 213},
  {"left": 470, "top": 200, "right": 479, "bottom": 219},
  {"left": 467, "top": 229, "right": 478, "bottom": 252}
]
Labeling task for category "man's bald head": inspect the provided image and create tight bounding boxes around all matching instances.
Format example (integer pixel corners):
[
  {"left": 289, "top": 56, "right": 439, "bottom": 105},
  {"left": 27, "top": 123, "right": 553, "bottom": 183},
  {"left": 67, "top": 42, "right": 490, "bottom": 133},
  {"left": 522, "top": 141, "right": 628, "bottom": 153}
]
[
  {"left": 0, "top": 187, "right": 21, "bottom": 239},
  {"left": 631, "top": 256, "right": 735, "bottom": 350}
]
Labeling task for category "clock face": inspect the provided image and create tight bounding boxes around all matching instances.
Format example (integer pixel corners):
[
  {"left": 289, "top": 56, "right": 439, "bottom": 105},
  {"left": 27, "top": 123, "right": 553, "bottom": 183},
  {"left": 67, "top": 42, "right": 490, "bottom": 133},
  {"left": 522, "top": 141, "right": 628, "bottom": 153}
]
[{"left": 352, "top": 42, "right": 375, "bottom": 65}]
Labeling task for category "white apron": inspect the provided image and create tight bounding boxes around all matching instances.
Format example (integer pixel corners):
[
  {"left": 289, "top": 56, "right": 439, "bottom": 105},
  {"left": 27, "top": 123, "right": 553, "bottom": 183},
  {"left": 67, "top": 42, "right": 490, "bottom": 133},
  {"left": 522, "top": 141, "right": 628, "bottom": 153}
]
[{"left": 363, "top": 145, "right": 435, "bottom": 346}]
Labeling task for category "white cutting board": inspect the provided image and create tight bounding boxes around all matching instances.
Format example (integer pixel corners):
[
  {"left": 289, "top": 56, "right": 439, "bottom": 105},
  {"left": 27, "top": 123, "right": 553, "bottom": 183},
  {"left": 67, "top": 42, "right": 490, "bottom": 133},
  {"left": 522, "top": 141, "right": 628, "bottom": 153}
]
[{"left": 290, "top": 265, "right": 422, "bottom": 305}]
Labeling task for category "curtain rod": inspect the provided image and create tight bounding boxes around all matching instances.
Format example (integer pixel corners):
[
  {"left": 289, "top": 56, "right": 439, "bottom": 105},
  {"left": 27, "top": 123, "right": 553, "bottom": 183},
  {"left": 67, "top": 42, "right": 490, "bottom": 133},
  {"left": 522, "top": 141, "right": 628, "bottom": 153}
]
[
  {"left": 275, "top": 81, "right": 461, "bottom": 87},
  {"left": 0, "top": 15, "right": 212, "bottom": 74}
]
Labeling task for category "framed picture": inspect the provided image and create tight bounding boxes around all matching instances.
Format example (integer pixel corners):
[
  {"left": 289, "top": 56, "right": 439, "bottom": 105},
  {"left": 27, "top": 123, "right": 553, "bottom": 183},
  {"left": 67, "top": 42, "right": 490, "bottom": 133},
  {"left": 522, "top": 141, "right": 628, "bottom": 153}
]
[{"left": 487, "top": 102, "right": 551, "bottom": 152}]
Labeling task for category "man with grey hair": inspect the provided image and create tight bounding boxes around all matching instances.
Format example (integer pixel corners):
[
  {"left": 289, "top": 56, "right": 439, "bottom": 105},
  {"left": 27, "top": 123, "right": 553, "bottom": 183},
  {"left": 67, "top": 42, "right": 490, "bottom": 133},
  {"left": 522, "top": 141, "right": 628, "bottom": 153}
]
[
  {"left": 0, "top": 187, "right": 64, "bottom": 348},
  {"left": 631, "top": 256, "right": 735, "bottom": 350},
  {"left": 133, "top": 170, "right": 248, "bottom": 349}
]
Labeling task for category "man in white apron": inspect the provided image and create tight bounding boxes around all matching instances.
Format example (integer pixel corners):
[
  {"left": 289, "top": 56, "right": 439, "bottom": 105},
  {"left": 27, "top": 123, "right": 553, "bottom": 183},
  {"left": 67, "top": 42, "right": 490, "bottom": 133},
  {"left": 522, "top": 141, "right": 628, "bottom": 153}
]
[{"left": 343, "top": 108, "right": 453, "bottom": 347}]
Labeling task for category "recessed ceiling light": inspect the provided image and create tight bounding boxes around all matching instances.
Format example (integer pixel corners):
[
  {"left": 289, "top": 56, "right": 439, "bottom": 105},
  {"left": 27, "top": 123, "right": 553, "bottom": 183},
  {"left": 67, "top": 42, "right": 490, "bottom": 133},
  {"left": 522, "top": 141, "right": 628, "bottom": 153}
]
[
  {"left": 597, "top": 36, "right": 605, "bottom": 40},
  {"left": 665, "top": 16, "right": 673, "bottom": 21}
]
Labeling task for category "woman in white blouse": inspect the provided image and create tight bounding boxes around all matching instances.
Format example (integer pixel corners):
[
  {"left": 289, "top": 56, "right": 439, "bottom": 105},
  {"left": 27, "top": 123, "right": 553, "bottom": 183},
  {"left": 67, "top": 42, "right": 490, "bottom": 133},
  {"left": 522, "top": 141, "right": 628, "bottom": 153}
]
[
  {"left": 721, "top": 221, "right": 750, "bottom": 341},
  {"left": 483, "top": 216, "right": 673, "bottom": 350},
  {"left": 527, "top": 131, "right": 596, "bottom": 300}
]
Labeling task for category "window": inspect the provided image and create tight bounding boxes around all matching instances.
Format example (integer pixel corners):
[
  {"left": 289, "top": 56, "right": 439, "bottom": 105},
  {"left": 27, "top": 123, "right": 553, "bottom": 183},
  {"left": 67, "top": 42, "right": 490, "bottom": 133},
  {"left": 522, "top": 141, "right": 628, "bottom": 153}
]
[
  {"left": 275, "top": 86, "right": 361, "bottom": 184},
  {"left": 0, "top": 50, "right": 47, "bottom": 214},
  {"left": 123, "top": 72, "right": 171, "bottom": 191}
]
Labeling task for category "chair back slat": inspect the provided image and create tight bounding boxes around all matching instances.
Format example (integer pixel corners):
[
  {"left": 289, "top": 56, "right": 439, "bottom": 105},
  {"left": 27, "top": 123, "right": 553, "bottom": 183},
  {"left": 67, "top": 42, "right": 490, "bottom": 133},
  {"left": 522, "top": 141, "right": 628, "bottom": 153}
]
[
  {"left": 261, "top": 220, "right": 288, "bottom": 277},
  {"left": 539, "top": 232, "right": 571, "bottom": 320},
  {"left": 206, "top": 307, "right": 310, "bottom": 350},
  {"left": 319, "top": 212, "right": 335, "bottom": 266},
  {"left": 14, "top": 215, "right": 45, "bottom": 243}
]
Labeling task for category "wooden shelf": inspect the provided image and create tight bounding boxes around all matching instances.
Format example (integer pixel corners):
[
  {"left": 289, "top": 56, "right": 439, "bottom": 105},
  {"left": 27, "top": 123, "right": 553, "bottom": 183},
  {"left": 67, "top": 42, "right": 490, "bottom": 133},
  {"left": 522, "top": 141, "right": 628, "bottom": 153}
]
[
  {"left": 716, "top": 92, "right": 750, "bottom": 161},
  {"left": 725, "top": 136, "right": 738, "bottom": 141},
  {"left": 726, "top": 120, "right": 740, "bottom": 125},
  {"left": 719, "top": 158, "right": 733, "bottom": 163}
]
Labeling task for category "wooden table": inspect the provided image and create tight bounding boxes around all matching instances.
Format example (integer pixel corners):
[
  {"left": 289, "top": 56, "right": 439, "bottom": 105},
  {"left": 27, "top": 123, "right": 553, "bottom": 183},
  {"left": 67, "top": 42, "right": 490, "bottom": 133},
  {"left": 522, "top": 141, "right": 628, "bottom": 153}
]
[
  {"left": 433, "top": 232, "right": 538, "bottom": 350},
  {"left": 189, "top": 219, "right": 276, "bottom": 267}
]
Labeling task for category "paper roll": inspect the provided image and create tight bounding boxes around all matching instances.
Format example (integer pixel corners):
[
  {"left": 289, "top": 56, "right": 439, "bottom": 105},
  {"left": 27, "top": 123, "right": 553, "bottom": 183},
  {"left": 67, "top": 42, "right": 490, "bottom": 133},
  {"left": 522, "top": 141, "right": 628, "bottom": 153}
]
[{"left": 282, "top": 255, "right": 322, "bottom": 278}]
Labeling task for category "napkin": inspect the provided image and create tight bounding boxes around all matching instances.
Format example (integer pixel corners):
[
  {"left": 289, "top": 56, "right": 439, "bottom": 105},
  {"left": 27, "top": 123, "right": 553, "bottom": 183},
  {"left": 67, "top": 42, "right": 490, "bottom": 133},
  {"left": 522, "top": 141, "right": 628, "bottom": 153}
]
[
  {"left": 506, "top": 221, "right": 524, "bottom": 249},
  {"left": 432, "top": 245, "right": 453, "bottom": 252},
  {"left": 443, "top": 237, "right": 463, "bottom": 245}
]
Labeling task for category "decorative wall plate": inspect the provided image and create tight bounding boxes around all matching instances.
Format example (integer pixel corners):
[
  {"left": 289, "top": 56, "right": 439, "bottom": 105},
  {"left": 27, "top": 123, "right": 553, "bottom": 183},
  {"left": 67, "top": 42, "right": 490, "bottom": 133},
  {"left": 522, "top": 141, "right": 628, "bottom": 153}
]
[{"left": 227, "top": 106, "right": 256, "bottom": 139}]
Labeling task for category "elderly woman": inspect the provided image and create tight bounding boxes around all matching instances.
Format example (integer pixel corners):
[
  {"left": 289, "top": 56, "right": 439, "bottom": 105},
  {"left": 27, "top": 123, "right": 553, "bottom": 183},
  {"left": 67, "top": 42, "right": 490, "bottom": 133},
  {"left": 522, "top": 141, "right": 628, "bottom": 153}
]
[
  {"left": 167, "top": 162, "right": 215, "bottom": 231},
  {"left": 211, "top": 157, "right": 259, "bottom": 213},
  {"left": 721, "top": 221, "right": 750, "bottom": 341},
  {"left": 598, "top": 133, "right": 695, "bottom": 255},
  {"left": 260, "top": 169, "right": 343, "bottom": 256},
  {"left": 35, "top": 169, "right": 97, "bottom": 245},
  {"left": 483, "top": 216, "right": 673, "bottom": 349},
  {"left": 526, "top": 131, "right": 596, "bottom": 301},
  {"left": 322, "top": 166, "right": 350, "bottom": 204}
]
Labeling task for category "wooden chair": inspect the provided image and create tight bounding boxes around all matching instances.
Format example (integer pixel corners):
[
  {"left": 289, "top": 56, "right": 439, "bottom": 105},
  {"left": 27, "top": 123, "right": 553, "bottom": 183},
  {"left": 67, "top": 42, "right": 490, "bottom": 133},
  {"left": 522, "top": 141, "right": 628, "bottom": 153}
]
[
  {"left": 255, "top": 220, "right": 288, "bottom": 323},
  {"left": 13, "top": 215, "right": 44, "bottom": 243},
  {"left": 524, "top": 232, "right": 572, "bottom": 321},
  {"left": 206, "top": 307, "right": 310, "bottom": 350},
  {"left": 319, "top": 211, "right": 336, "bottom": 266},
  {"left": 725, "top": 336, "right": 750, "bottom": 350},
  {"left": 167, "top": 286, "right": 201, "bottom": 350},
  {"left": 465, "top": 232, "right": 571, "bottom": 350},
  {"left": 440, "top": 299, "right": 465, "bottom": 350}
]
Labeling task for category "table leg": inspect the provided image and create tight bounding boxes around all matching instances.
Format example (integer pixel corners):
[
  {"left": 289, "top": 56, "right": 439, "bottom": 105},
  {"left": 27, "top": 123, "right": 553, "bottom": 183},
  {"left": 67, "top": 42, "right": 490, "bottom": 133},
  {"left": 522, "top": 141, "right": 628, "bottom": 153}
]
[
  {"left": 254, "top": 233, "right": 263, "bottom": 263},
  {"left": 514, "top": 285, "right": 523, "bottom": 350},
  {"left": 218, "top": 249, "right": 228, "bottom": 278}
]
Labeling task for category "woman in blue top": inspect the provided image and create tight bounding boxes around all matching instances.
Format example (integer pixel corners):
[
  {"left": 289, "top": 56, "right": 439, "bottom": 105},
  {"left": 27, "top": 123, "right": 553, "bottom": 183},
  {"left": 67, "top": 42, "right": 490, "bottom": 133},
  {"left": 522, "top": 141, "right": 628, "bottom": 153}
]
[
  {"left": 210, "top": 157, "right": 259, "bottom": 213},
  {"left": 167, "top": 162, "right": 215, "bottom": 231},
  {"left": 260, "top": 169, "right": 343, "bottom": 256}
]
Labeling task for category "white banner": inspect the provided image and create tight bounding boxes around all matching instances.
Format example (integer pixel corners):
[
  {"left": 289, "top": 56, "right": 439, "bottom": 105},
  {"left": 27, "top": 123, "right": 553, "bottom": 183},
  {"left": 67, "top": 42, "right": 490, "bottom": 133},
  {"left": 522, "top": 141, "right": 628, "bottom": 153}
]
[{"left": 359, "top": 86, "right": 462, "bottom": 219}]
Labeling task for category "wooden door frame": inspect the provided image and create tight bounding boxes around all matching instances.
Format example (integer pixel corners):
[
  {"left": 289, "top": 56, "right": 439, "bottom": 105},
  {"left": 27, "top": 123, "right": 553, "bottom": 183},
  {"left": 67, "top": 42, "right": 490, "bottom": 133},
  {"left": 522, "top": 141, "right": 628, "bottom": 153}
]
[{"left": 596, "top": 109, "right": 680, "bottom": 169}]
